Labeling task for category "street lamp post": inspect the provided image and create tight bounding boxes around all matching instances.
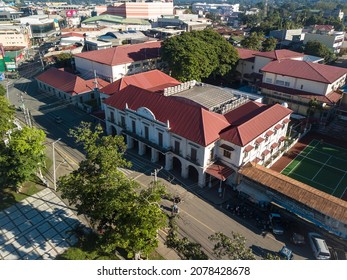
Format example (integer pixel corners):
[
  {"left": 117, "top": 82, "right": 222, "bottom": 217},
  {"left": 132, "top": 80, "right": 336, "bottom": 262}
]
[{"left": 52, "top": 138, "right": 61, "bottom": 191}]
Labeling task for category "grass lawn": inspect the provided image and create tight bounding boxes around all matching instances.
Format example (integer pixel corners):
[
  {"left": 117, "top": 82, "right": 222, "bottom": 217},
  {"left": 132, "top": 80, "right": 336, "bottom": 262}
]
[{"left": 0, "top": 180, "right": 45, "bottom": 211}]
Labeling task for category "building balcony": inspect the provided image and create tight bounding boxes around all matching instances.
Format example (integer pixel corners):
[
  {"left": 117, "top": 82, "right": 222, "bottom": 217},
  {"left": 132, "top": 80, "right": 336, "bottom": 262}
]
[
  {"left": 185, "top": 155, "right": 200, "bottom": 166},
  {"left": 122, "top": 129, "right": 171, "bottom": 154}
]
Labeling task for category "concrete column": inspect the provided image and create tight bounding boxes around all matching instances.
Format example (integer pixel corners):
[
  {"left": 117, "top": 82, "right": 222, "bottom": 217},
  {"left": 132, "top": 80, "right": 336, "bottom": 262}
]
[
  {"left": 165, "top": 154, "right": 173, "bottom": 170},
  {"left": 126, "top": 135, "right": 134, "bottom": 149},
  {"left": 181, "top": 162, "right": 188, "bottom": 179},
  {"left": 138, "top": 142, "right": 145, "bottom": 156},
  {"left": 198, "top": 170, "right": 206, "bottom": 188},
  {"left": 151, "top": 148, "right": 159, "bottom": 163}
]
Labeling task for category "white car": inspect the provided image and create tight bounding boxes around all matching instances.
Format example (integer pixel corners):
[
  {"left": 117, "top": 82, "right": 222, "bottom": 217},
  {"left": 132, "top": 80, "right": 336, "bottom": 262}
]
[{"left": 308, "top": 232, "right": 331, "bottom": 260}]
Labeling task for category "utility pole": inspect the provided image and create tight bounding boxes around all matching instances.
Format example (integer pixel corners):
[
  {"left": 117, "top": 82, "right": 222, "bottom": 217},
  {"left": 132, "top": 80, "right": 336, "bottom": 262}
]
[
  {"left": 52, "top": 138, "right": 61, "bottom": 192},
  {"left": 39, "top": 51, "right": 45, "bottom": 71}
]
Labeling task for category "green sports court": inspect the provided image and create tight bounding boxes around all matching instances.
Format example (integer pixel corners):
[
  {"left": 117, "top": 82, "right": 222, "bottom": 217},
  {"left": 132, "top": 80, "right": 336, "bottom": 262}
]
[{"left": 281, "top": 139, "right": 347, "bottom": 199}]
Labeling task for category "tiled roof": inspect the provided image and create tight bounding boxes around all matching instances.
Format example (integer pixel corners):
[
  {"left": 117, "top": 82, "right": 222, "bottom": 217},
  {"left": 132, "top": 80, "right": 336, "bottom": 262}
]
[
  {"left": 255, "top": 49, "right": 304, "bottom": 60},
  {"left": 36, "top": 67, "right": 109, "bottom": 95},
  {"left": 100, "top": 70, "right": 180, "bottom": 96},
  {"left": 261, "top": 60, "right": 347, "bottom": 83},
  {"left": 73, "top": 41, "right": 161, "bottom": 66},
  {"left": 104, "top": 85, "right": 230, "bottom": 146},
  {"left": 239, "top": 163, "right": 347, "bottom": 223},
  {"left": 220, "top": 103, "right": 292, "bottom": 146},
  {"left": 61, "top": 32, "right": 85, "bottom": 38},
  {"left": 236, "top": 47, "right": 260, "bottom": 60},
  {"left": 259, "top": 83, "right": 343, "bottom": 104}
]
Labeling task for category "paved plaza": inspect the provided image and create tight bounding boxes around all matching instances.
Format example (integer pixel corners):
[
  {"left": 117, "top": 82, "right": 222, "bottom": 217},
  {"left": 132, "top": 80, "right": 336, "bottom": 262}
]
[{"left": 0, "top": 189, "right": 83, "bottom": 260}]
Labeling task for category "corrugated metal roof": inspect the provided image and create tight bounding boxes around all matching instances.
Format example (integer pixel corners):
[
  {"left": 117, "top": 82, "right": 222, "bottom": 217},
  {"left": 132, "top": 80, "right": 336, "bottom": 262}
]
[
  {"left": 220, "top": 103, "right": 292, "bottom": 146},
  {"left": 239, "top": 163, "right": 347, "bottom": 224},
  {"left": 104, "top": 85, "right": 230, "bottom": 146},
  {"left": 261, "top": 60, "right": 347, "bottom": 84},
  {"left": 100, "top": 70, "right": 180, "bottom": 96},
  {"left": 35, "top": 67, "right": 109, "bottom": 95},
  {"left": 73, "top": 41, "right": 161, "bottom": 66},
  {"left": 256, "top": 49, "right": 304, "bottom": 60},
  {"left": 236, "top": 47, "right": 260, "bottom": 59}
]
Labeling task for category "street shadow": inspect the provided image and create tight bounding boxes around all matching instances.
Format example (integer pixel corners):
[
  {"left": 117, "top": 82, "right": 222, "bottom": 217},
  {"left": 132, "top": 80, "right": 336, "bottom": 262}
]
[
  {"left": 251, "top": 245, "right": 278, "bottom": 259},
  {"left": 0, "top": 189, "right": 87, "bottom": 260}
]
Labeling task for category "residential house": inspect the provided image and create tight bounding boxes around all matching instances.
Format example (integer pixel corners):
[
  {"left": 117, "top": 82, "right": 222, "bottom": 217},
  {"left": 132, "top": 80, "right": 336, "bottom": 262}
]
[
  {"left": 103, "top": 82, "right": 292, "bottom": 188},
  {"left": 36, "top": 67, "right": 109, "bottom": 112},
  {"left": 259, "top": 60, "right": 347, "bottom": 120},
  {"left": 73, "top": 41, "right": 163, "bottom": 82},
  {"left": 303, "top": 25, "right": 344, "bottom": 53}
]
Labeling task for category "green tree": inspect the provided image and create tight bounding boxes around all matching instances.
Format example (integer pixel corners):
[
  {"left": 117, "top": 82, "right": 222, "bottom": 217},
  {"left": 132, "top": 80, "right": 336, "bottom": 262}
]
[
  {"left": 240, "top": 32, "right": 264, "bottom": 51},
  {"left": 55, "top": 52, "right": 72, "bottom": 67},
  {"left": 161, "top": 29, "right": 238, "bottom": 82},
  {"left": 304, "top": 40, "right": 336, "bottom": 63},
  {"left": 58, "top": 122, "right": 167, "bottom": 259},
  {"left": 0, "top": 85, "right": 15, "bottom": 137},
  {"left": 262, "top": 37, "right": 277, "bottom": 51},
  {"left": 0, "top": 126, "right": 46, "bottom": 190},
  {"left": 208, "top": 232, "right": 256, "bottom": 260}
]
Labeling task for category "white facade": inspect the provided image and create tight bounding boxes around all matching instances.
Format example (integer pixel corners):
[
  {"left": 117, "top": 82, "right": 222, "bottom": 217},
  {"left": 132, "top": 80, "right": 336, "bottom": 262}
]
[
  {"left": 105, "top": 97, "right": 290, "bottom": 188},
  {"left": 0, "top": 27, "right": 30, "bottom": 48},
  {"left": 304, "top": 32, "right": 344, "bottom": 53},
  {"left": 262, "top": 72, "right": 346, "bottom": 96},
  {"left": 74, "top": 57, "right": 163, "bottom": 82}
]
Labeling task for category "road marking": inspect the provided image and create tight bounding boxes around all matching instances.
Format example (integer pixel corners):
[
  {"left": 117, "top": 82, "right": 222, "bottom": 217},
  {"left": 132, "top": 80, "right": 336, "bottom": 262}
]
[
  {"left": 180, "top": 210, "right": 215, "bottom": 234},
  {"left": 55, "top": 145, "right": 80, "bottom": 167}
]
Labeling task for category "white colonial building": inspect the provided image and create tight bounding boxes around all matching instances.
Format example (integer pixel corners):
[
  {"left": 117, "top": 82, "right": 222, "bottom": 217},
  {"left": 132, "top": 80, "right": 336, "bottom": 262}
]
[{"left": 104, "top": 80, "right": 292, "bottom": 188}]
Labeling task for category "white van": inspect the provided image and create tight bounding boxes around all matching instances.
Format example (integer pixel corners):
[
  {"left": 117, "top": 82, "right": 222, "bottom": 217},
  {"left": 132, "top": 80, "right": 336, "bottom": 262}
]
[{"left": 308, "top": 232, "right": 331, "bottom": 260}]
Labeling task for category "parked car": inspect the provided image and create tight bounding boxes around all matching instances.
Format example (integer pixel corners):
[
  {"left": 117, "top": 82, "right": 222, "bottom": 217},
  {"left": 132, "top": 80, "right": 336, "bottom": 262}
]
[
  {"left": 269, "top": 213, "right": 284, "bottom": 235},
  {"left": 278, "top": 246, "right": 294, "bottom": 260},
  {"left": 291, "top": 232, "right": 305, "bottom": 245},
  {"left": 308, "top": 232, "right": 331, "bottom": 260}
]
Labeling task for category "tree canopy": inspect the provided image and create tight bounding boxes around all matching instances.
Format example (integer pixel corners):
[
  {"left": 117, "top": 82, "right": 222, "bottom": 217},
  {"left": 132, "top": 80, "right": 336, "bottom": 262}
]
[
  {"left": 262, "top": 37, "right": 278, "bottom": 52},
  {"left": 304, "top": 40, "right": 336, "bottom": 63},
  {"left": 161, "top": 29, "right": 239, "bottom": 82},
  {"left": 58, "top": 122, "right": 167, "bottom": 258},
  {"left": 208, "top": 232, "right": 256, "bottom": 260},
  {"left": 240, "top": 32, "right": 264, "bottom": 51},
  {"left": 0, "top": 126, "right": 46, "bottom": 190},
  {"left": 0, "top": 85, "right": 15, "bottom": 136}
]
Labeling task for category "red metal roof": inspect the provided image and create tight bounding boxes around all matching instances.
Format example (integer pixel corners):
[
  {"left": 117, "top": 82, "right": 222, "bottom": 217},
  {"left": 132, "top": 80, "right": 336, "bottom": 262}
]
[
  {"left": 36, "top": 68, "right": 109, "bottom": 95},
  {"left": 255, "top": 49, "right": 304, "bottom": 60},
  {"left": 100, "top": 70, "right": 180, "bottom": 96},
  {"left": 259, "top": 82, "right": 343, "bottom": 104},
  {"left": 74, "top": 41, "right": 161, "bottom": 66},
  {"left": 279, "top": 136, "right": 286, "bottom": 141},
  {"left": 274, "top": 124, "right": 282, "bottom": 130},
  {"left": 104, "top": 85, "right": 230, "bottom": 146},
  {"left": 261, "top": 60, "right": 347, "bottom": 84},
  {"left": 205, "top": 161, "right": 234, "bottom": 181},
  {"left": 265, "top": 130, "right": 274, "bottom": 136},
  {"left": 283, "top": 118, "right": 290, "bottom": 124},
  {"left": 244, "top": 145, "right": 254, "bottom": 152},
  {"left": 270, "top": 142, "right": 279, "bottom": 149},
  {"left": 61, "top": 32, "right": 85, "bottom": 38},
  {"left": 262, "top": 149, "right": 270, "bottom": 156},
  {"left": 220, "top": 103, "right": 292, "bottom": 147},
  {"left": 255, "top": 137, "right": 264, "bottom": 144},
  {"left": 236, "top": 47, "right": 260, "bottom": 60}
]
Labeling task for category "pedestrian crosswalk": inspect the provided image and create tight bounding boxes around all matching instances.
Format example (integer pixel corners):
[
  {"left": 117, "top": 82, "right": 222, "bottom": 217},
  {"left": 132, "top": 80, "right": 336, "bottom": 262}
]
[{"left": 118, "top": 167, "right": 133, "bottom": 177}]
